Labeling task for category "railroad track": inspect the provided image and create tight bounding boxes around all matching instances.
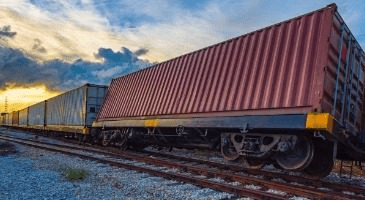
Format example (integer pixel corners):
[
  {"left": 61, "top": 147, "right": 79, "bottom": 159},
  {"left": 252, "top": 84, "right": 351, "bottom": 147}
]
[
  {"left": 142, "top": 150, "right": 365, "bottom": 196},
  {"left": 0, "top": 132, "right": 364, "bottom": 199}
]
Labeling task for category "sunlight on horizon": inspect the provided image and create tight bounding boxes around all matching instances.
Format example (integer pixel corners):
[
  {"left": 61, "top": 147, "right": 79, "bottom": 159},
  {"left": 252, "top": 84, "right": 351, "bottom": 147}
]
[{"left": 0, "top": 84, "right": 59, "bottom": 112}]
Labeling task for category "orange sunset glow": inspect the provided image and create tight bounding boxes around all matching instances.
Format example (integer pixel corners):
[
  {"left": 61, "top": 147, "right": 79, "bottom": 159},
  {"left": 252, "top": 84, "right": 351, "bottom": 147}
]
[{"left": 0, "top": 84, "right": 59, "bottom": 113}]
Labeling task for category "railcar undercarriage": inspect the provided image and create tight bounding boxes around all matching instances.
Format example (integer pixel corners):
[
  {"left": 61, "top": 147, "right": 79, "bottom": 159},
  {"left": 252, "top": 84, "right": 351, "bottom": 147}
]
[
  {"left": 88, "top": 127, "right": 335, "bottom": 177},
  {"left": 220, "top": 132, "right": 335, "bottom": 176}
]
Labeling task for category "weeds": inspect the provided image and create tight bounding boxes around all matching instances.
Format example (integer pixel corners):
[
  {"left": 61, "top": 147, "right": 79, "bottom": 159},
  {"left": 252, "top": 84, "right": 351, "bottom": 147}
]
[{"left": 62, "top": 167, "right": 89, "bottom": 181}]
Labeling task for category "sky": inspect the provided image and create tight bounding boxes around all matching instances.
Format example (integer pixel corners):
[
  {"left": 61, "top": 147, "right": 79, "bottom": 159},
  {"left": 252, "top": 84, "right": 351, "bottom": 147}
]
[{"left": 0, "top": 0, "right": 365, "bottom": 112}]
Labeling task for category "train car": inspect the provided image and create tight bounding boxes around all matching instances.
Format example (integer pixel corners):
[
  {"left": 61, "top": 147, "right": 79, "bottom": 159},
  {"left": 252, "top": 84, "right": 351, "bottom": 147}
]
[
  {"left": 6, "top": 112, "right": 12, "bottom": 126},
  {"left": 18, "top": 108, "right": 28, "bottom": 127},
  {"left": 91, "top": 4, "right": 365, "bottom": 176},
  {"left": 0, "top": 113, "right": 7, "bottom": 126},
  {"left": 45, "top": 84, "right": 108, "bottom": 135},
  {"left": 28, "top": 101, "right": 46, "bottom": 130},
  {"left": 11, "top": 111, "right": 19, "bottom": 126}
]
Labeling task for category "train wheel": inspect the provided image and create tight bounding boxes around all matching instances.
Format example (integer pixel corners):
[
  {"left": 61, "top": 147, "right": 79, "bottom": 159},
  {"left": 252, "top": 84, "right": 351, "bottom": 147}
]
[
  {"left": 221, "top": 136, "right": 240, "bottom": 161},
  {"left": 275, "top": 135, "right": 314, "bottom": 171},
  {"left": 82, "top": 135, "right": 87, "bottom": 145},
  {"left": 303, "top": 140, "right": 334, "bottom": 177},
  {"left": 272, "top": 161, "right": 283, "bottom": 170},
  {"left": 242, "top": 157, "right": 265, "bottom": 169},
  {"left": 78, "top": 134, "right": 84, "bottom": 145},
  {"left": 116, "top": 132, "right": 128, "bottom": 151},
  {"left": 102, "top": 133, "right": 110, "bottom": 147}
]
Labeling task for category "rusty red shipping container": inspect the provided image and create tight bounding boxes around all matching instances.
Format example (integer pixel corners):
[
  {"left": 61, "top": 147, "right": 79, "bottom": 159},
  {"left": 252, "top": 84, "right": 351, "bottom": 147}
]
[{"left": 96, "top": 4, "right": 365, "bottom": 131}]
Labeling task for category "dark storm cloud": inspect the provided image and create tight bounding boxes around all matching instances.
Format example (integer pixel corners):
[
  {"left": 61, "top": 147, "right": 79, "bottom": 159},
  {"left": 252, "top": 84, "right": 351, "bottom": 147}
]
[
  {"left": 134, "top": 48, "right": 149, "bottom": 56},
  {"left": 0, "top": 25, "right": 16, "bottom": 38},
  {"left": 0, "top": 46, "right": 152, "bottom": 91},
  {"left": 32, "top": 39, "right": 47, "bottom": 53}
]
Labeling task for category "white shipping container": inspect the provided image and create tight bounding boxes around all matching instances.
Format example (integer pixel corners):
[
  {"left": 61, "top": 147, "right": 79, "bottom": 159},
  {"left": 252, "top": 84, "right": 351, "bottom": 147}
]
[
  {"left": 86, "top": 85, "right": 108, "bottom": 126},
  {"left": 28, "top": 101, "right": 46, "bottom": 126},
  {"left": 46, "top": 84, "right": 107, "bottom": 127},
  {"left": 19, "top": 108, "right": 28, "bottom": 126}
]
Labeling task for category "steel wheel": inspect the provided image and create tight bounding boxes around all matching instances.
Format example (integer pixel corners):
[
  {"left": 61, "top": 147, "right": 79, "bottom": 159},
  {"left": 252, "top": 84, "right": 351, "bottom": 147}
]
[
  {"left": 242, "top": 157, "right": 265, "bottom": 170},
  {"left": 102, "top": 133, "right": 110, "bottom": 147},
  {"left": 221, "top": 136, "right": 240, "bottom": 161},
  {"left": 303, "top": 140, "right": 334, "bottom": 177},
  {"left": 116, "top": 133, "right": 128, "bottom": 150},
  {"left": 78, "top": 134, "right": 83, "bottom": 144},
  {"left": 275, "top": 135, "right": 314, "bottom": 171}
]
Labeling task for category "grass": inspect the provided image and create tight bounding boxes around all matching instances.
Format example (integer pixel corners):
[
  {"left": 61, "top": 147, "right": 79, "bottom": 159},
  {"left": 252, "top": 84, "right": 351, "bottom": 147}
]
[{"left": 62, "top": 167, "right": 90, "bottom": 181}]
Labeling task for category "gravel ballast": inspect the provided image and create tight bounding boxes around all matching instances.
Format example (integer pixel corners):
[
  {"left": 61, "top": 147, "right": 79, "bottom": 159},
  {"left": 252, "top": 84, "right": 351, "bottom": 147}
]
[
  {"left": 0, "top": 135, "right": 234, "bottom": 199},
  {"left": 1, "top": 127, "right": 365, "bottom": 199}
]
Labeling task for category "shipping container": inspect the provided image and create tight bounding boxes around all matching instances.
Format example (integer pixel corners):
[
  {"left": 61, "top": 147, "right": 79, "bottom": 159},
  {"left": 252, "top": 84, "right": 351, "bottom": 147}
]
[
  {"left": 28, "top": 101, "right": 46, "bottom": 128},
  {"left": 0, "top": 113, "right": 6, "bottom": 125},
  {"left": 90, "top": 4, "right": 365, "bottom": 176},
  {"left": 7, "top": 112, "right": 12, "bottom": 126},
  {"left": 12, "top": 111, "right": 19, "bottom": 126},
  {"left": 85, "top": 85, "right": 108, "bottom": 126},
  {"left": 94, "top": 4, "right": 365, "bottom": 136},
  {"left": 18, "top": 108, "right": 28, "bottom": 127},
  {"left": 46, "top": 84, "right": 107, "bottom": 133}
]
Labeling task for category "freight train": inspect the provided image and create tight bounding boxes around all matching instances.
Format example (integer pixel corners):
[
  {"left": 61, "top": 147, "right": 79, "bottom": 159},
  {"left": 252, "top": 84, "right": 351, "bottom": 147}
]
[
  {"left": 0, "top": 84, "right": 108, "bottom": 138},
  {"left": 1, "top": 4, "right": 365, "bottom": 177}
]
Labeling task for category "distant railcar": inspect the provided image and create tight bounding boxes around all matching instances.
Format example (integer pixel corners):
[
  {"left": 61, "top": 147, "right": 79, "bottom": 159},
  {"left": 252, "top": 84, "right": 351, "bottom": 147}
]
[
  {"left": 18, "top": 108, "right": 28, "bottom": 127},
  {"left": 28, "top": 101, "right": 46, "bottom": 130},
  {"left": 12, "top": 111, "right": 19, "bottom": 126},
  {"left": 3, "top": 84, "right": 107, "bottom": 137},
  {"left": 0, "top": 113, "right": 7, "bottom": 125},
  {"left": 6, "top": 112, "right": 12, "bottom": 126},
  {"left": 44, "top": 83, "right": 108, "bottom": 134}
]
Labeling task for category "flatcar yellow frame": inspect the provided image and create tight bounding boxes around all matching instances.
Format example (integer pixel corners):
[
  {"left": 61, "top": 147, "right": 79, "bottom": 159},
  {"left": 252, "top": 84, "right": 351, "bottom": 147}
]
[{"left": 306, "top": 112, "right": 334, "bottom": 133}]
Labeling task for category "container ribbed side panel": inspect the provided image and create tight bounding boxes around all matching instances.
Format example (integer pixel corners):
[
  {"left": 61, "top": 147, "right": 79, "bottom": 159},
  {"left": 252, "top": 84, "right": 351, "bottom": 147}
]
[
  {"left": 7, "top": 113, "right": 12, "bottom": 126},
  {"left": 28, "top": 101, "right": 45, "bottom": 126},
  {"left": 46, "top": 86, "right": 86, "bottom": 126},
  {"left": 19, "top": 108, "right": 28, "bottom": 126},
  {"left": 12, "top": 111, "right": 19, "bottom": 125},
  {"left": 97, "top": 5, "right": 337, "bottom": 120}
]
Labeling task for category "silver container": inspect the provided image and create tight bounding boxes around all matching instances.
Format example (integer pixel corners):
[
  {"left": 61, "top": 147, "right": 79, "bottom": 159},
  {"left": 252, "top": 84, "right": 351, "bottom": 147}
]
[
  {"left": 18, "top": 108, "right": 28, "bottom": 126},
  {"left": 46, "top": 84, "right": 107, "bottom": 127},
  {"left": 28, "top": 101, "right": 46, "bottom": 127},
  {"left": 7, "top": 112, "right": 12, "bottom": 126}
]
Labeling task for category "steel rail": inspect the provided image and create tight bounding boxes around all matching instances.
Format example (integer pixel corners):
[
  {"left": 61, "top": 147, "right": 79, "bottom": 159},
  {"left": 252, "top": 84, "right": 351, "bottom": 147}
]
[
  {"left": 143, "top": 150, "right": 365, "bottom": 196},
  {"left": 0, "top": 135, "right": 286, "bottom": 200},
  {"left": 1, "top": 133, "right": 363, "bottom": 199}
]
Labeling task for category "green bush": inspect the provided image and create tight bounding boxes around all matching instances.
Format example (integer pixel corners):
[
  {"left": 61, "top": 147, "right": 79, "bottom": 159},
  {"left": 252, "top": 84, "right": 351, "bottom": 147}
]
[{"left": 62, "top": 167, "right": 89, "bottom": 181}]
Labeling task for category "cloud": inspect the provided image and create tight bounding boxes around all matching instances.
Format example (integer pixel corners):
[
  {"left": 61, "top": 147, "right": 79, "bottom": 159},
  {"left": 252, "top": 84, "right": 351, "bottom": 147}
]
[
  {"left": 0, "top": 46, "right": 152, "bottom": 91},
  {"left": 0, "top": 0, "right": 364, "bottom": 65},
  {"left": 32, "top": 39, "right": 47, "bottom": 53},
  {"left": 0, "top": 25, "right": 16, "bottom": 38},
  {"left": 96, "top": 0, "right": 365, "bottom": 62},
  {"left": 0, "top": 0, "right": 129, "bottom": 63},
  {"left": 135, "top": 48, "right": 149, "bottom": 56},
  {"left": 91, "top": 66, "right": 123, "bottom": 79}
]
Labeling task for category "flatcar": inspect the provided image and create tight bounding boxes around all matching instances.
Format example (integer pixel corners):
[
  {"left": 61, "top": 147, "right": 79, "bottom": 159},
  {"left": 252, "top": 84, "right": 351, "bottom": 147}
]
[{"left": 90, "top": 4, "right": 365, "bottom": 177}]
